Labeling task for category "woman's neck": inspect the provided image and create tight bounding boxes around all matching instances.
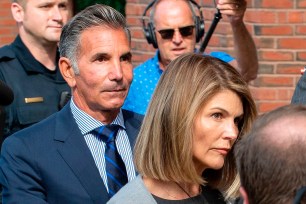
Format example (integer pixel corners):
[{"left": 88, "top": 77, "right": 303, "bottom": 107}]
[{"left": 143, "top": 177, "right": 201, "bottom": 200}]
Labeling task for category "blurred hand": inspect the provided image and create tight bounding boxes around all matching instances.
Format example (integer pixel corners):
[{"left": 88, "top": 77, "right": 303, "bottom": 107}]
[{"left": 216, "top": 0, "right": 247, "bottom": 24}]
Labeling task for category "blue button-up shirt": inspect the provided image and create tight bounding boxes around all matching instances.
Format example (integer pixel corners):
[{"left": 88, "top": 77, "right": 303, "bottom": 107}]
[{"left": 123, "top": 51, "right": 234, "bottom": 115}]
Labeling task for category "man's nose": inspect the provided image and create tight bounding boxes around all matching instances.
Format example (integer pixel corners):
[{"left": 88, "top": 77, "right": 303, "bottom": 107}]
[
  {"left": 51, "top": 7, "right": 63, "bottom": 21},
  {"left": 172, "top": 29, "right": 183, "bottom": 44},
  {"left": 108, "top": 61, "right": 123, "bottom": 81}
]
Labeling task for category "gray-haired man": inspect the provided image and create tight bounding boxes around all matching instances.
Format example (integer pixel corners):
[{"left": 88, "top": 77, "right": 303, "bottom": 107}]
[{"left": 0, "top": 4, "right": 143, "bottom": 203}]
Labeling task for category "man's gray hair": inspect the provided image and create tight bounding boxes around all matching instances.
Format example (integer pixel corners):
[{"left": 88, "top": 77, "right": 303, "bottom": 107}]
[{"left": 59, "top": 4, "right": 131, "bottom": 74}]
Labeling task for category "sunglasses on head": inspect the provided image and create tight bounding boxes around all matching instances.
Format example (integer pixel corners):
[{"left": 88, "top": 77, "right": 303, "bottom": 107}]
[{"left": 156, "top": 25, "right": 195, "bottom": 40}]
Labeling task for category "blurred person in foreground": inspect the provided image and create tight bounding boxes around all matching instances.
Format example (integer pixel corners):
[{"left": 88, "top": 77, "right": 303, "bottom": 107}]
[
  {"left": 0, "top": 80, "right": 14, "bottom": 145},
  {"left": 123, "top": 0, "right": 258, "bottom": 115},
  {"left": 108, "top": 53, "right": 257, "bottom": 204},
  {"left": 235, "top": 105, "right": 306, "bottom": 204},
  {"left": 0, "top": 4, "right": 143, "bottom": 203},
  {"left": 0, "top": 0, "right": 73, "bottom": 138},
  {"left": 0, "top": 80, "right": 14, "bottom": 107}
]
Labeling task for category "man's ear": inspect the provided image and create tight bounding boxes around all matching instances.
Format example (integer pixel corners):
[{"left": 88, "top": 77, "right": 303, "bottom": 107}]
[
  {"left": 59, "top": 57, "right": 76, "bottom": 88},
  {"left": 240, "top": 187, "right": 249, "bottom": 204},
  {"left": 11, "top": 2, "right": 24, "bottom": 23}
]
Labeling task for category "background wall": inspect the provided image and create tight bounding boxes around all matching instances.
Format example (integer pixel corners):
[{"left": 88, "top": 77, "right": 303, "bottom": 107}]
[
  {"left": 0, "top": 1, "right": 17, "bottom": 45},
  {"left": 1, "top": 0, "right": 306, "bottom": 114}
]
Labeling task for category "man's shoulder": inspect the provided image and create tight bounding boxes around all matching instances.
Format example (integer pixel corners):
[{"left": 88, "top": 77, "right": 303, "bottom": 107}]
[
  {"left": 122, "top": 109, "right": 144, "bottom": 123},
  {"left": 132, "top": 56, "right": 161, "bottom": 82},
  {"left": 209, "top": 51, "right": 234, "bottom": 63},
  {"left": 8, "top": 111, "right": 58, "bottom": 141},
  {"left": 1, "top": 112, "right": 57, "bottom": 156},
  {"left": 2, "top": 105, "right": 74, "bottom": 152},
  {"left": 0, "top": 44, "right": 15, "bottom": 61},
  {"left": 134, "top": 56, "right": 157, "bottom": 71}
]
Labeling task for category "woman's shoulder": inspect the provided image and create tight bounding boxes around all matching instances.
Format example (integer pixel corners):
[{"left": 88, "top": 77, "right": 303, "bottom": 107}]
[{"left": 107, "top": 175, "right": 157, "bottom": 204}]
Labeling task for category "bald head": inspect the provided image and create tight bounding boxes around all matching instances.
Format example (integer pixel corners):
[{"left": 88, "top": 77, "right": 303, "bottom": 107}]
[
  {"left": 235, "top": 105, "right": 306, "bottom": 204},
  {"left": 237, "top": 105, "right": 306, "bottom": 155},
  {"left": 259, "top": 114, "right": 306, "bottom": 148},
  {"left": 152, "top": 0, "right": 194, "bottom": 24}
]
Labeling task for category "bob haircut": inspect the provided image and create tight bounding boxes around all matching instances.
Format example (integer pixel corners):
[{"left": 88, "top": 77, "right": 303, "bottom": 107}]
[{"left": 134, "top": 53, "right": 257, "bottom": 199}]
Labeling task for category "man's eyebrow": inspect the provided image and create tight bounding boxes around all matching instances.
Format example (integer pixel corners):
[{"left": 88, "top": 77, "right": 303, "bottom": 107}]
[
  {"left": 121, "top": 52, "right": 132, "bottom": 58},
  {"left": 90, "top": 53, "right": 109, "bottom": 61}
]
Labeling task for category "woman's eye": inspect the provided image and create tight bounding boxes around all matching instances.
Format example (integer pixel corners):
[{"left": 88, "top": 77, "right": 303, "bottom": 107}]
[
  {"left": 212, "top": 113, "right": 222, "bottom": 119},
  {"left": 234, "top": 117, "right": 242, "bottom": 126},
  {"left": 234, "top": 118, "right": 239, "bottom": 125}
]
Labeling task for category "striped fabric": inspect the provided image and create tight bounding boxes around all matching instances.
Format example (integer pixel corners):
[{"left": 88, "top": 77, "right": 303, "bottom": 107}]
[
  {"left": 93, "top": 125, "right": 128, "bottom": 197},
  {"left": 70, "top": 99, "right": 136, "bottom": 193}
]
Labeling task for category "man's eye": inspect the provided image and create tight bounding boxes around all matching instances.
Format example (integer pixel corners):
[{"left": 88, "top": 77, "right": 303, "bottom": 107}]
[
  {"left": 96, "top": 57, "right": 107, "bottom": 62},
  {"left": 59, "top": 3, "right": 68, "bottom": 9},
  {"left": 40, "top": 4, "right": 51, "bottom": 8},
  {"left": 120, "top": 54, "right": 132, "bottom": 62}
]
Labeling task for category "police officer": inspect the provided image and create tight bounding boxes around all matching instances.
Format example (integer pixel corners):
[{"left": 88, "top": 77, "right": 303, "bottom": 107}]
[{"left": 0, "top": 0, "right": 73, "bottom": 138}]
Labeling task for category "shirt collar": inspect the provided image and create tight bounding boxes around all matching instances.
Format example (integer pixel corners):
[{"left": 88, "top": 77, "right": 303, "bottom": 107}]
[
  {"left": 70, "top": 98, "right": 125, "bottom": 135},
  {"left": 154, "top": 50, "right": 164, "bottom": 73}
]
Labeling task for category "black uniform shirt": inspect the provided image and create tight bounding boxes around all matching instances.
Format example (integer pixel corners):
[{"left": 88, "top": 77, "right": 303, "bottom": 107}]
[
  {"left": 0, "top": 35, "right": 70, "bottom": 138},
  {"left": 12, "top": 35, "right": 63, "bottom": 81}
]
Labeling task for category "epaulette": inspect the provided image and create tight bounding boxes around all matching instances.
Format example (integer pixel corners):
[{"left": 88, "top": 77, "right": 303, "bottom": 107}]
[{"left": 0, "top": 45, "right": 15, "bottom": 61}]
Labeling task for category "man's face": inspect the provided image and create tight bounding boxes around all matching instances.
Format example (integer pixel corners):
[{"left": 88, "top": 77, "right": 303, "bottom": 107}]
[
  {"left": 71, "top": 26, "right": 133, "bottom": 118},
  {"left": 154, "top": 0, "right": 197, "bottom": 69},
  {"left": 20, "top": 0, "right": 72, "bottom": 43}
]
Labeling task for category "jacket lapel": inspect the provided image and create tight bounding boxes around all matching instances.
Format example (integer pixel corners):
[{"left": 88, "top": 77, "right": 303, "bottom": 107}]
[
  {"left": 54, "top": 105, "right": 109, "bottom": 203},
  {"left": 122, "top": 109, "right": 143, "bottom": 150}
]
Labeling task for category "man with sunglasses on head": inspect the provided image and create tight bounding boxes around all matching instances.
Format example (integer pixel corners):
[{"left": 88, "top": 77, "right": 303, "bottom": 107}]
[{"left": 123, "top": 0, "right": 258, "bottom": 115}]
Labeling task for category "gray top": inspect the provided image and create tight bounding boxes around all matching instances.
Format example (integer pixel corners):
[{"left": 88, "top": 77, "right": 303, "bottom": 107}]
[
  {"left": 107, "top": 175, "right": 157, "bottom": 204},
  {"left": 108, "top": 175, "right": 226, "bottom": 204}
]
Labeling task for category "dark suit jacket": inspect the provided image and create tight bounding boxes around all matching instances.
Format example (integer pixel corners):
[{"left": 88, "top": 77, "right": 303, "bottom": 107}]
[{"left": 0, "top": 104, "right": 143, "bottom": 204}]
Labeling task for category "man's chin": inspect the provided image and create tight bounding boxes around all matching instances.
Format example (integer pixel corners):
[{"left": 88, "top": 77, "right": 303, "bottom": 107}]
[
  {"left": 106, "top": 100, "right": 125, "bottom": 110},
  {"left": 173, "top": 49, "right": 188, "bottom": 56},
  {"left": 100, "top": 104, "right": 122, "bottom": 113},
  {"left": 45, "top": 34, "right": 61, "bottom": 43},
  {"left": 169, "top": 55, "right": 183, "bottom": 62}
]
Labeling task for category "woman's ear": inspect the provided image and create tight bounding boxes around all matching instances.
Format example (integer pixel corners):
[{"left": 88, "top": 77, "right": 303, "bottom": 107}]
[
  {"left": 11, "top": 2, "right": 24, "bottom": 23},
  {"left": 59, "top": 57, "right": 77, "bottom": 88}
]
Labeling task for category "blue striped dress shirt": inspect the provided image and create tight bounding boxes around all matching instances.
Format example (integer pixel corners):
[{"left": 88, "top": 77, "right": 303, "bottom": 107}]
[{"left": 70, "top": 99, "right": 136, "bottom": 192}]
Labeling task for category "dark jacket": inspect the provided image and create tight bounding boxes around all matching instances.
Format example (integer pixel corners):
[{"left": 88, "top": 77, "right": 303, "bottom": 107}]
[
  {"left": 0, "top": 105, "right": 143, "bottom": 203},
  {"left": 0, "top": 38, "right": 70, "bottom": 138}
]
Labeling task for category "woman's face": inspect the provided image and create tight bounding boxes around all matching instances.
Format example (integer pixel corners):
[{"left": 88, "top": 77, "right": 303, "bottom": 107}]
[{"left": 192, "top": 89, "right": 243, "bottom": 173}]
